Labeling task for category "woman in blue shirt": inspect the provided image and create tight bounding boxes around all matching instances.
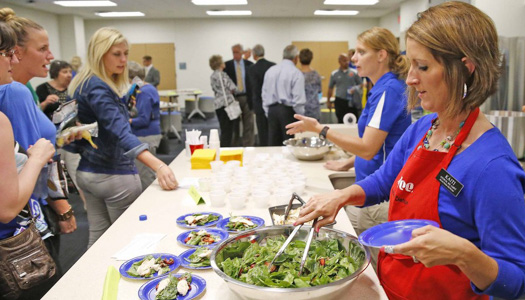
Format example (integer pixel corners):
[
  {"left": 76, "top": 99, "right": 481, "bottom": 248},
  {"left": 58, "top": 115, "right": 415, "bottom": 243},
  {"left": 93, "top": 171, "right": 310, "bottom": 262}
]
[
  {"left": 127, "top": 61, "right": 162, "bottom": 191},
  {"left": 68, "top": 27, "right": 178, "bottom": 247},
  {"left": 295, "top": 2, "right": 525, "bottom": 299},
  {"left": 286, "top": 27, "right": 411, "bottom": 269}
]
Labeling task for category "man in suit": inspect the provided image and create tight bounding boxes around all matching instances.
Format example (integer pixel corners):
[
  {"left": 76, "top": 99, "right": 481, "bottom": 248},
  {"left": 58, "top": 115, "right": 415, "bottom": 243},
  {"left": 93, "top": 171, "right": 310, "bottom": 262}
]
[
  {"left": 246, "top": 44, "right": 275, "bottom": 146},
  {"left": 224, "top": 44, "right": 254, "bottom": 147},
  {"left": 143, "top": 55, "right": 160, "bottom": 88}
]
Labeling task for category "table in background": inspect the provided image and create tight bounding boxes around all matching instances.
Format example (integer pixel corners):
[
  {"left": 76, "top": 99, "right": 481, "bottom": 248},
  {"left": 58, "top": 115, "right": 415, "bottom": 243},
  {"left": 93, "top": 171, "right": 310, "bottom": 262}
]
[
  {"left": 177, "top": 89, "right": 204, "bottom": 120},
  {"left": 158, "top": 89, "right": 182, "bottom": 141},
  {"left": 43, "top": 147, "right": 387, "bottom": 300}
]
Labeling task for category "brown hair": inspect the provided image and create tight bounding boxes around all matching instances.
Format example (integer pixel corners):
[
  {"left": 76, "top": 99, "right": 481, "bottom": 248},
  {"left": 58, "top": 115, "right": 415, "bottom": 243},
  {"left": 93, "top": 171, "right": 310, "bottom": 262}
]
[
  {"left": 358, "top": 27, "right": 408, "bottom": 79},
  {"left": 0, "top": 7, "right": 43, "bottom": 48},
  {"left": 405, "top": 1, "right": 501, "bottom": 118},
  {"left": 0, "top": 21, "right": 16, "bottom": 52},
  {"left": 209, "top": 55, "right": 223, "bottom": 71},
  {"left": 299, "top": 48, "right": 313, "bottom": 65}
]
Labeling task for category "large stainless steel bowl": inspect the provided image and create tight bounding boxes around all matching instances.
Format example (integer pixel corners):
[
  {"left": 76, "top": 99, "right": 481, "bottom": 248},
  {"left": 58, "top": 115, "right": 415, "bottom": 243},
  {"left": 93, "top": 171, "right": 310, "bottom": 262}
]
[
  {"left": 210, "top": 226, "right": 370, "bottom": 300},
  {"left": 283, "top": 137, "right": 333, "bottom": 161}
]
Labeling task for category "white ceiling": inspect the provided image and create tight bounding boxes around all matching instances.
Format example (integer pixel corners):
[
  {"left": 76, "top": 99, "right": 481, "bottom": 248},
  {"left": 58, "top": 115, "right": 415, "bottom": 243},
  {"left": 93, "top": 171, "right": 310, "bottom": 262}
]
[{"left": 2, "top": 0, "right": 404, "bottom": 19}]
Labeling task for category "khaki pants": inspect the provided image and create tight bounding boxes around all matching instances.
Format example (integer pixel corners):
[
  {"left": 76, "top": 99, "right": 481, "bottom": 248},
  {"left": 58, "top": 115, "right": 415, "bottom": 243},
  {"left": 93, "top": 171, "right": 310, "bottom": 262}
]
[{"left": 344, "top": 201, "right": 389, "bottom": 272}]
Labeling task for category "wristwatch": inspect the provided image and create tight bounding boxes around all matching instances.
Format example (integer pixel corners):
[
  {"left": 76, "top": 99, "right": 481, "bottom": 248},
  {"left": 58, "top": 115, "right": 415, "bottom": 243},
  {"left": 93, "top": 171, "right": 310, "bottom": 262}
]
[
  {"left": 58, "top": 206, "right": 75, "bottom": 221},
  {"left": 319, "top": 126, "right": 330, "bottom": 140}
]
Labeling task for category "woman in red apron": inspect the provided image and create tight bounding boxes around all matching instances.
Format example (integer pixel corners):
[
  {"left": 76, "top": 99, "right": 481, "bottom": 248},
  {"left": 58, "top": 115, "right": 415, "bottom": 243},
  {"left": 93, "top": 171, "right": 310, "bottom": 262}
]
[{"left": 295, "top": 2, "right": 525, "bottom": 299}]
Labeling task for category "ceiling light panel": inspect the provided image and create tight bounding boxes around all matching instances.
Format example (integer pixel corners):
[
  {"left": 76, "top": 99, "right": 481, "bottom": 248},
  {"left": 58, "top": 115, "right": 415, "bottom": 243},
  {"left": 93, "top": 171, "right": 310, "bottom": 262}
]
[
  {"left": 314, "top": 10, "right": 359, "bottom": 15},
  {"left": 193, "top": 0, "right": 247, "bottom": 5},
  {"left": 95, "top": 12, "right": 145, "bottom": 17},
  {"left": 324, "top": 0, "right": 378, "bottom": 5},
  {"left": 54, "top": 1, "right": 117, "bottom": 7},
  {"left": 206, "top": 10, "right": 252, "bottom": 15}
]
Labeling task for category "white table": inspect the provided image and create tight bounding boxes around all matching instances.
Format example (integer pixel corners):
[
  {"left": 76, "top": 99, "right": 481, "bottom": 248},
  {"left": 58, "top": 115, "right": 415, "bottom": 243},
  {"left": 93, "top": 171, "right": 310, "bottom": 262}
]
[
  {"left": 43, "top": 147, "right": 387, "bottom": 300},
  {"left": 178, "top": 89, "right": 205, "bottom": 120},
  {"left": 158, "top": 90, "right": 182, "bottom": 141}
]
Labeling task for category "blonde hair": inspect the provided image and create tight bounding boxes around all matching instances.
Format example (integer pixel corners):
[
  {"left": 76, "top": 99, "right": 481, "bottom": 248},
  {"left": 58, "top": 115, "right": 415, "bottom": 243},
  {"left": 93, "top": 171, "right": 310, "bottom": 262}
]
[
  {"left": 69, "top": 27, "right": 129, "bottom": 98},
  {"left": 70, "top": 55, "right": 82, "bottom": 71},
  {"left": 357, "top": 27, "right": 408, "bottom": 79},
  {"left": 405, "top": 1, "right": 500, "bottom": 118},
  {"left": 0, "top": 7, "right": 43, "bottom": 47}
]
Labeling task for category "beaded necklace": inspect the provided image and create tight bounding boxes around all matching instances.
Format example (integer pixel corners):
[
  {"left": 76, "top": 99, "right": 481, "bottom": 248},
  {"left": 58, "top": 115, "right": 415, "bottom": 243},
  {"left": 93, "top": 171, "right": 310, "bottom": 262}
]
[{"left": 423, "top": 118, "right": 465, "bottom": 151}]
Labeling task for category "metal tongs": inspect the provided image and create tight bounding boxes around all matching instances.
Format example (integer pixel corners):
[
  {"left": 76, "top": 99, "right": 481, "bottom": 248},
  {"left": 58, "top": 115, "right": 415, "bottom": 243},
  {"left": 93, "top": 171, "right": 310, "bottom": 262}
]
[{"left": 269, "top": 193, "right": 318, "bottom": 276}]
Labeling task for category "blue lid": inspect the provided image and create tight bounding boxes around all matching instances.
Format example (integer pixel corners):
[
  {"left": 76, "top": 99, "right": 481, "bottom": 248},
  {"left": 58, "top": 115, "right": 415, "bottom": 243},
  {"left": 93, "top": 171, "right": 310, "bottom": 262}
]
[{"left": 139, "top": 214, "right": 147, "bottom": 221}]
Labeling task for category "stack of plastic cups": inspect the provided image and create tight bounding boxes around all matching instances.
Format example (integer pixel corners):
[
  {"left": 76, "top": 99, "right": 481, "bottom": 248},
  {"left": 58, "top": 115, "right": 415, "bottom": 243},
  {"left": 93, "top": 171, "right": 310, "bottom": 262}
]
[{"left": 209, "top": 129, "right": 220, "bottom": 160}]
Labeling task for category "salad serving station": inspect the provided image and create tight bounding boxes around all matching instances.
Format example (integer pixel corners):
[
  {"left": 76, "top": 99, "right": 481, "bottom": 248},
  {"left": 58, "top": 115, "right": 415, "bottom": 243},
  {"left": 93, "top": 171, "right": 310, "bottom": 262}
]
[{"left": 43, "top": 147, "right": 388, "bottom": 300}]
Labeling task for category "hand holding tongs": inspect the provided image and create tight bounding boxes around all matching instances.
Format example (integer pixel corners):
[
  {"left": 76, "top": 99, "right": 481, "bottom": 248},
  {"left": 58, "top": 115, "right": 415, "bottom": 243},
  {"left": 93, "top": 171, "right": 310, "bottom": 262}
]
[{"left": 269, "top": 193, "right": 318, "bottom": 276}]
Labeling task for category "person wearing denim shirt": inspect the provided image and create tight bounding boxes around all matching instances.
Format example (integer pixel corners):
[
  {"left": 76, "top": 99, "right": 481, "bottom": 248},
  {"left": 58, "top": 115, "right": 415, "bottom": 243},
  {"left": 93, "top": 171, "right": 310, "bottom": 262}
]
[{"left": 68, "top": 28, "right": 178, "bottom": 247}]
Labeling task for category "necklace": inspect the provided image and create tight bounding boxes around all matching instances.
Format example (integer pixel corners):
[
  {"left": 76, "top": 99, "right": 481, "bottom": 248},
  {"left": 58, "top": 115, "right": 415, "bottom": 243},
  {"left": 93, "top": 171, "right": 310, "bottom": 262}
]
[{"left": 423, "top": 118, "right": 465, "bottom": 151}]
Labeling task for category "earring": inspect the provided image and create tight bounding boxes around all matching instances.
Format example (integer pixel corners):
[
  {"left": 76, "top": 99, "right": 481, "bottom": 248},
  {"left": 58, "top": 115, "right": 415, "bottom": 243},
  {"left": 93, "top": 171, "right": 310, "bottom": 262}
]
[{"left": 462, "top": 83, "right": 467, "bottom": 99}]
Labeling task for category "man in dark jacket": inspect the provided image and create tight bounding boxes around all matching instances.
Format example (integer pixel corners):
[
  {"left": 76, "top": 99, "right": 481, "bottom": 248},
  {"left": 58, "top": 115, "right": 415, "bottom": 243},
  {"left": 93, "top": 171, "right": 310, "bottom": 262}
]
[
  {"left": 224, "top": 44, "right": 254, "bottom": 146},
  {"left": 246, "top": 44, "right": 275, "bottom": 146},
  {"left": 142, "top": 55, "right": 160, "bottom": 88}
]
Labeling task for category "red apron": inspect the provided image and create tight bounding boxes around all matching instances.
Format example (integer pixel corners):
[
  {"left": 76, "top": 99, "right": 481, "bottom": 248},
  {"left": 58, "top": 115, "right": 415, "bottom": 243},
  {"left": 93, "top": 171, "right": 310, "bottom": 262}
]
[{"left": 377, "top": 108, "right": 488, "bottom": 300}]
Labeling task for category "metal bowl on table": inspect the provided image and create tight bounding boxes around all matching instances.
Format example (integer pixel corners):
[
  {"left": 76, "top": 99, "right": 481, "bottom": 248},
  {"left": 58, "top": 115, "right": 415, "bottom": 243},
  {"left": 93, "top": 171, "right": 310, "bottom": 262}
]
[
  {"left": 210, "top": 226, "right": 370, "bottom": 300},
  {"left": 283, "top": 137, "right": 333, "bottom": 161}
]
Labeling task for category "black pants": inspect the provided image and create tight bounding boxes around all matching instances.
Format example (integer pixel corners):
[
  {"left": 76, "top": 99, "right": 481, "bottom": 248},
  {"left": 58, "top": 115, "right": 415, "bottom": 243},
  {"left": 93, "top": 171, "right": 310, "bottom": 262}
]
[
  {"left": 255, "top": 113, "right": 269, "bottom": 147},
  {"left": 215, "top": 107, "right": 239, "bottom": 147},
  {"left": 268, "top": 103, "right": 296, "bottom": 146},
  {"left": 334, "top": 97, "right": 360, "bottom": 123}
]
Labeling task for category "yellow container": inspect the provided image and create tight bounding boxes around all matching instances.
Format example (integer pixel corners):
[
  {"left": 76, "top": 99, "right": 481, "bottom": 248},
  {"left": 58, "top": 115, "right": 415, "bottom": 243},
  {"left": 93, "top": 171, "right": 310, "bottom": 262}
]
[
  {"left": 191, "top": 149, "right": 216, "bottom": 169},
  {"left": 219, "top": 149, "right": 243, "bottom": 166}
]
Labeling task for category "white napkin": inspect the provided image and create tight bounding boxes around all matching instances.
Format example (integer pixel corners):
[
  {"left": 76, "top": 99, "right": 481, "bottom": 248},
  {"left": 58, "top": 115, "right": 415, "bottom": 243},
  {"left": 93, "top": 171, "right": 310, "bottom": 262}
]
[
  {"left": 178, "top": 177, "right": 199, "bottom": 189},
  {"left": 112, "top": 233, "right": 166, "bottom": 261}
]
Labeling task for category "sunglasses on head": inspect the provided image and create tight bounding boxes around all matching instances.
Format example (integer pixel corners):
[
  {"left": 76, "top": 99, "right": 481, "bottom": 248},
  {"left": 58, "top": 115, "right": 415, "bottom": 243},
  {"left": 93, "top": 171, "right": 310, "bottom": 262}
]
[{"left": 0, "top": 49, "right": 16, "bottom": 58}]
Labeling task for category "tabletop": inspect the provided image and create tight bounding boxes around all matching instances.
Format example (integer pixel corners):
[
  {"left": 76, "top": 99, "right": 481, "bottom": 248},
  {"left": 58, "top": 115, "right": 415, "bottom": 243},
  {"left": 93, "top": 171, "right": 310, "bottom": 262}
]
[{"left": 43, "top": 147, "right": 387, "bottom": 300}]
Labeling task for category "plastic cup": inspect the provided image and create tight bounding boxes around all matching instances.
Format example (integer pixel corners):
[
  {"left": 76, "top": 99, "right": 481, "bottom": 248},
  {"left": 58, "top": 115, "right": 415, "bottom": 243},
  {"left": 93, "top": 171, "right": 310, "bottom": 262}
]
[
  {"left": 209, "top": 129, "right": 220, "bottom": 142},
  {"left": 292, "top": 181, "right": 306, "bottom": 195},
  {"left": 274, "top": 190, "right": 293, "bottom": 206},
  {"left": 189, "top": 143, "right": 204, "bottom": 155},
  {"left": 209, "top": 190, "right": 226, "bottom": 207},
  {"left": 226, "top": 160, "right": 241, "bottom": 168},
  {"left": 210, "top": 160, "right": 224, "bottom": 173},
  {"left": 198, "top": 177, "right": 212, "bottom": 192},
  {"left": 252, "top": 191, "right": 271, "bottom": 208},
  {"left": 229, "top": 192, "right": 247, "bottom": 209}
]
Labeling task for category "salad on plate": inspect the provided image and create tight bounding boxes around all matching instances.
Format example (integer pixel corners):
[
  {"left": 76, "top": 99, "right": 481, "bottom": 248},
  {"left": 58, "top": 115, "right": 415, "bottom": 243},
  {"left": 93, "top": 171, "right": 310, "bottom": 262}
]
[
  {"left": 185, "top": 247, "right": 213, "bottom": 268},
  {"left": 183, "top": 230, "right": 221, "bottom": 246},
  {"left": 179, "top": 213, "right": 219, "bottom": 227},
  {"left": 154, "top": 272, "right": 192, "bottom": 300},
  {"left": 126, "top": 255, "right": 176, "bottom": 278},
  {"left": 226, "top": 216, "right": 258, "bottom": 232}
]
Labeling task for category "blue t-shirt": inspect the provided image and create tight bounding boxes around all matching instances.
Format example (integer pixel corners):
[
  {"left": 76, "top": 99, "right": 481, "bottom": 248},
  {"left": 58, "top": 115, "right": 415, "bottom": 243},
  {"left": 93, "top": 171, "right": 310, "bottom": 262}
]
[
  {"left": 357, "top": 114, "right": 525, "bottom": 299},
  {"left": 0, "top": 82, "right": 56, "bottom": 149},
  {"left": 130, "top": 84, "right": 161, "bottom": 137},
  {"left": 0, "top": 82, "right": 56, "bottom": 239},
  {"left": 355, "top": 72, "right": 411, "bottom": 181}
]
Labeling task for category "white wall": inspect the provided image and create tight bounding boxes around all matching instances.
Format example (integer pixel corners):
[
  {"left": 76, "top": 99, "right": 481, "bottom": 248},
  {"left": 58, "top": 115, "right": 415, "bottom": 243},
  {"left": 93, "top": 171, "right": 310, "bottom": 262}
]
[
  {"left": 399, "top": 0, "right": 428, "bottom": 33},
  {"left": 84, "top": 17, "right": 378, "bottom": 96},
  {"left": 473, "top": 0, "right": 525, "bottom": 37},
  {"left": 0, "top": 1, "right": 61, "bottom": 87},
  {"left": 379, "top": 10, "right": 400, "bottom": 37}
]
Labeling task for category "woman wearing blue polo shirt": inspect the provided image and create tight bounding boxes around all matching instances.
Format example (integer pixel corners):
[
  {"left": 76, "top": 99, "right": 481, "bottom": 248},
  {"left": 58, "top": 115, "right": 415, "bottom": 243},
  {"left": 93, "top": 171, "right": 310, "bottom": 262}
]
[{"left": 286, "top": 27, "right": 411, "bottom": 269}]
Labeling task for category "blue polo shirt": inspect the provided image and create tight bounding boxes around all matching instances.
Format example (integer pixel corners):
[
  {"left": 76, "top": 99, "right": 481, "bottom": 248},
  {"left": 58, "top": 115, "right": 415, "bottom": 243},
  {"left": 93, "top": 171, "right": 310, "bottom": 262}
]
[{"left": 355, "top": 72, "right": 411, "bottom": 181}]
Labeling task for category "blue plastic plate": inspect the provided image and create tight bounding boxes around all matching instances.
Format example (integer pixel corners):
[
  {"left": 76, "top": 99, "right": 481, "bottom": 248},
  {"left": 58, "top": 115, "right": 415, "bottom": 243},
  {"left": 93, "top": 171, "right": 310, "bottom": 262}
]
[
  {"left": 216, "top": 216, "right": 265, "bottom": 233},
  {"left": 176, "top": 229, "right": 229, "bottom": 248},
  {"left": 179, "top": 248, "right": 212, "bottom": 270},
  {"left": 138, "top": 273, "right": 206, "bottom": 300},
  {"left": 119, "top": 253, "right": 180, "bottom": 280},
  {"left": 358, "top": 219, "right": 440, "bottom": 248},
  {"left": 176, "top": 212, "right": 223, "bottom": 228}
]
